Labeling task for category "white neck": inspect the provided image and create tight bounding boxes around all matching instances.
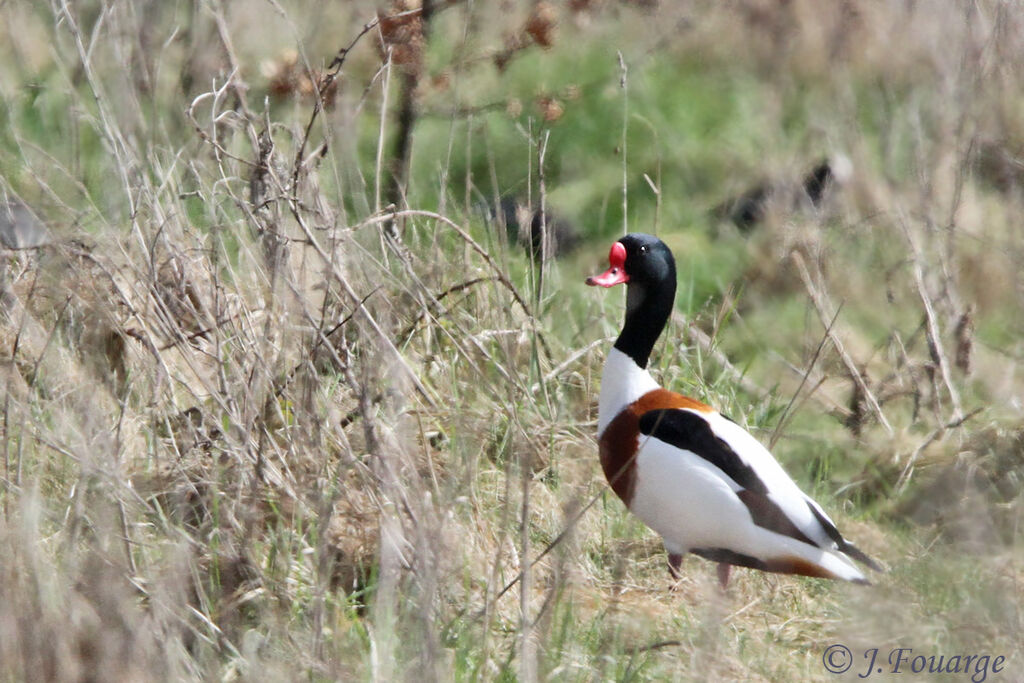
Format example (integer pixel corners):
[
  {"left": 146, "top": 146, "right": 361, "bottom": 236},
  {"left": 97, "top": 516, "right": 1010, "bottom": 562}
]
[{"left": 597, "top": 347, "right": 660, "bottom": 436}]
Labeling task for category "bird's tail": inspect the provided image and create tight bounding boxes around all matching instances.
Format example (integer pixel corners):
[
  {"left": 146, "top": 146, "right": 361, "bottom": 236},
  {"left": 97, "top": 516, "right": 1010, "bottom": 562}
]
[{"left": 763, "top": 548, "right": 869, "bottom": 585}]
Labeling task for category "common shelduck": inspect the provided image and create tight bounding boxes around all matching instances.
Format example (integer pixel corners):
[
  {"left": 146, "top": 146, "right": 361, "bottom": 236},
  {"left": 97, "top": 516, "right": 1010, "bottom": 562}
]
[
  {"left": 713, "top": 154, "right": 853, "bottom": 232},
  {"left": 587, "top": 233, "right": 880, "bottom": 586},
  {"left": 484, "top": 198, "right": 580, "bottom": 259}
]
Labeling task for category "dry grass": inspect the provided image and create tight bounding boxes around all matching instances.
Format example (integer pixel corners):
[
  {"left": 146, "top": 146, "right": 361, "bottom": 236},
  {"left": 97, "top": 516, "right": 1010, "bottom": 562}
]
[{"left": 0, "top": 1, "right": 1022, "bottom": 680}]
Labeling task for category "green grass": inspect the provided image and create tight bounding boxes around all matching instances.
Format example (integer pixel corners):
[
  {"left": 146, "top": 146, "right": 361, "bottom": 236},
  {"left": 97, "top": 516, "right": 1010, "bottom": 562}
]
[{"left": 0, "top": 1, "right": 1022, "bottom": 681}]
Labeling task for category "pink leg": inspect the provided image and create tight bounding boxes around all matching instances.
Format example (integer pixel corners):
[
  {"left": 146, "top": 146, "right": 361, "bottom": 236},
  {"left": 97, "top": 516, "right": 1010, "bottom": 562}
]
[
  {"left": 717, "top": 563, "right": 732, "bottom": 589},
  {"left": 668, "top": 553, "right": 683, "bottom": 580}
]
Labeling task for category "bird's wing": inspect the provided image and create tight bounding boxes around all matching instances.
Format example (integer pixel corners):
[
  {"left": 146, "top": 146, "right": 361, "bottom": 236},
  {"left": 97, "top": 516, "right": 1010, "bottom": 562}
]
[{"left": 637, "top": 407, "right": 836, "bottom": 551}]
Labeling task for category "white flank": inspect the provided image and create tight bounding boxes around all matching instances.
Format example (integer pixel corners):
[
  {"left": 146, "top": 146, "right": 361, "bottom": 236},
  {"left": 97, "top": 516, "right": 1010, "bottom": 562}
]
[
  {"left": 628, "top": 412, "right": 865, "bottom": 581},
  {"left": 596, "top": 347, "right": 659, "bottom": 437},
  {"left": 701, "top": 411, "right": 835, "bottom": 548}
]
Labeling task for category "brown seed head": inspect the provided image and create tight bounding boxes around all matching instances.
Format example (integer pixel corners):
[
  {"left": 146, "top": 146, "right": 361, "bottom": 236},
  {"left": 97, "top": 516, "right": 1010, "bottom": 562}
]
[
  {"left": 525, "top": 2, "right": 557, "bottom": 48},
  {"left": 377, "top": 1, "right": 425, "bottom": 73},
  {"left": 537, "top": 96, "right": 564, "bottom": 122}
]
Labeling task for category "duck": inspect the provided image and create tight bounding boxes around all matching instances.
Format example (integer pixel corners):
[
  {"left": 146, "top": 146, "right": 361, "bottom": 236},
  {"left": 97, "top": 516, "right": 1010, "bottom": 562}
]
[
  {"left": 586, "top": 233, "right": 880, "bottom": 587},
  {"left": 483, "top": 197, "right": 580, "bottom": 260},
  {"left": 712, "top": 154, "right": 853, "bottom": 232}
]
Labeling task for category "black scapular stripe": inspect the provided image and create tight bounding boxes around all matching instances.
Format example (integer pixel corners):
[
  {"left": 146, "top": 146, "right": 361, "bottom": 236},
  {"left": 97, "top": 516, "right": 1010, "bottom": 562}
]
[
  {"left": 805, "top": 499, "right": 883, "bottom": 571},
  {"left": 637, "top": 408, "right": 819, "bottom": 546},
  {"left": 637, "top": 409, "right": 769, "bottom": 494}
]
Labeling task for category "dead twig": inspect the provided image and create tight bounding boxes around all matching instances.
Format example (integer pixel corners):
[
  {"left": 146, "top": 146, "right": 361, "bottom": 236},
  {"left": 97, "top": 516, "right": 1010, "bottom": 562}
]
[
  {"left": 768, "top": 351, "right": 850, "bottom": 418},
  {"left": 624, "top": 640, "right": 683, "bottom": 655},
  {"left": 352, "top": 208, "right": 549, "bottom": 358},
  {"left": 896, "top": 407, "right": 983, "bottom": 491},
  {"left": 791, "top": 250, "right": 894, "bottom": 435},
  {"left": 286, "top": 208, "right": 438, "bottom": 409},
  {"left": 675, "top": 312, "right": 764, "bottom": 398},
  {"left": 272, "top": 288, "right": 382, "bottom": 400},
  {"left": 397, "top": 277, "right": 498, "bottom": 344},
  {"left": 910, "top": 257, "right": 964, "bottom": 421},
  {"left": 529, "top": 337, "right": 610, "bottom": 395},
  {"left": 769, "top": 304, "right": 843, "bottom": 449}
]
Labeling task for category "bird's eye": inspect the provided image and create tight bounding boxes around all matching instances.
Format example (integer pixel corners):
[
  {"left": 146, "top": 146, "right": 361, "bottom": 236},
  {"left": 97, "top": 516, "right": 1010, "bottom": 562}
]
[{"left": 639, "top": 245, "right": 648, "bottom": 254}]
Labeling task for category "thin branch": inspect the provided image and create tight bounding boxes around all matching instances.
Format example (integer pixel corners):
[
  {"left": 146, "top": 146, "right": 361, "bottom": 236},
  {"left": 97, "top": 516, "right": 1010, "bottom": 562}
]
[
  {"left": 675, "top": 312, "right": 764, "bottom": 398},
  {"left": 486, "top": 419, "right": 655, "bottom": 609},
  {"left": 397, "top": 277, "right": 498, "bottom": 344},
  {"left": 272, "top": 288, "right": 382, "bottom": 401},
  {"left": 489, "top": 485, "right": 605, "bottom": 606},
  {"left": 625, "top": 640, "right": 683, "bottom": 655},
  {"left": 287, "top": 209, "right": 438, "bottom": 409},
  {"left": 896, "top": 407, "right": 983, "bottom": 491},
  {"left": 290, "top": 11, "right": 387, "bottom": 195},
  {"left": 529, "top": 337, "right": 610, "bottom": 395},
  {"left": 791, "top": 250, "right": 894, "bottom": 435},
  {"left": 352, "top": 209, "right": 546, "bottom": 350},
  {"left": 911, "top": 256, "right": 964, "bottom": 421},
  {"left": 617, "top": 50, "right": 628, "bottom": 236},
  {"left": 769, "top": 304, "right": 843, "bottom": 449}
]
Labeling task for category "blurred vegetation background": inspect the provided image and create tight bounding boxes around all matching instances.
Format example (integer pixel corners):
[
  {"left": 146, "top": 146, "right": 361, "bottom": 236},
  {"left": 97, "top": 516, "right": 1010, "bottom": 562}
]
[{"left": 0, "top": 1, "right": 1021, "bottom": 680}]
